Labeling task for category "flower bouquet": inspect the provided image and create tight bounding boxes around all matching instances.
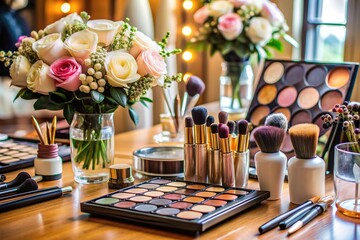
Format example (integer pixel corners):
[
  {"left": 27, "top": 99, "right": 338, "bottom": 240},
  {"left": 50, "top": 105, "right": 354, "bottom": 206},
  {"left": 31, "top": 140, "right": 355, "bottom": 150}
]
[
  {"left": 188, "top": 0, "right": 297, "bottom": 111},
  {"left": 0, "top": 12, "right": 182, "bottom": 182}
]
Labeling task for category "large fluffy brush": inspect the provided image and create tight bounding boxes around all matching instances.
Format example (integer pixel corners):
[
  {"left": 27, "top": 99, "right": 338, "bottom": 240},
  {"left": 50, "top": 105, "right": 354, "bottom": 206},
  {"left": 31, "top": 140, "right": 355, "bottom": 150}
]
[
  {"left": 218, "top": 111, "right": 228, "bottom": 124},
  {"left": 289, "top": 123, "right": 319, "bottom": 159},
  {"left": 265, "top": 113, "right": 288, "bottom": 131},
  {"left": 253, "top": 126, "right": 286, "bottom": 153},
  {"left": 181, "top": 76, "right": 205, "bottom": 116}
]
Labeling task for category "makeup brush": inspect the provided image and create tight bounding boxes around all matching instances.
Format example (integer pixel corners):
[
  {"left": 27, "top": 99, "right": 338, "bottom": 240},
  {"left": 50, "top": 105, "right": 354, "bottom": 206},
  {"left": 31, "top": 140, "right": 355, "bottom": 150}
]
[
  {"left": 181, "top": 75, "right": 205, "bottom": 116},
  {"left": 0, "top": 172, "right": 31, "bottom": 190},
  {"left": 234, "top": 120, "right": 250, "bottom": 188},
  {"left": 191, "top": 106, "right": 208, "bottom": 182},
  {"left": 218, "top": 111, "right": 229, "bottom": 124},
  {"left": 174, "top": 94, "right": 181, "bottom": 133},
  {"left": 208, "top": 123, "right": 221, "bottom": 184},
  {"left": 184, "top": 116, "right": 195, "bottom": 181},
  {"left": 265, "top": 113, "right": 288, "bottom": 131},
  {"left": 219, "top": 123, "right": 235, "bottom": 187},
  {"left": 206, "top": 116, "right": 215, "bottom": 149},
  {"left": 227, "top": 120, "right": 237, "bottom": 151},
  {"left": 0, "top": 178, "right": 38, "bottom": 197},
  {"left": 236, "top": 120, "right": 249, "bottom": 153},
  {"left": 289, "top": 124, "right": 319, "bottom": 159},
  {"left": 253, "top": 126, "right": 285, "bottom": 153},
  {"left": 31, "top": 116, "right": 45, "bottom": 144},
  {"left": 51, "top": 116, "right": 57, "bottom": 144},
  {"left": 210, "top": 123, "right": 220, "bottom": 150}
]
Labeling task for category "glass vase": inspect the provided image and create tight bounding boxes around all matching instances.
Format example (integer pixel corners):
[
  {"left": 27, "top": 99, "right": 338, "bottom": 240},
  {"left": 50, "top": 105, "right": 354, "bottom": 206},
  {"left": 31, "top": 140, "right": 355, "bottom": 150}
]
[
  {"left": 220, "top": 60, "right": 254, "bottom": 115},
  {"left": 70, "top": 112, "right": 114, "bottom": 184},
  {"left": 334, "top": 142, "right": 360, "bottom": 218}
]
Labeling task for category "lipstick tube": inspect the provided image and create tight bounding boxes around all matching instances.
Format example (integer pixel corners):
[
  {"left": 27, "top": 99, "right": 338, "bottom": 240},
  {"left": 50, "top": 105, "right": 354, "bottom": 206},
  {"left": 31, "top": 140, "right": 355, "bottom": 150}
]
[
  {"left": 207, "top": 130, "right": 221, "bottom": 185},
  {"left": 184, "top": 124, "right": 195, "bottom": 181},
  {"left": 220, "top": 138, "right": 235, "bottom": 187},
  {"left": 194, "top": 124, "right": 207, "bottom": 183}
]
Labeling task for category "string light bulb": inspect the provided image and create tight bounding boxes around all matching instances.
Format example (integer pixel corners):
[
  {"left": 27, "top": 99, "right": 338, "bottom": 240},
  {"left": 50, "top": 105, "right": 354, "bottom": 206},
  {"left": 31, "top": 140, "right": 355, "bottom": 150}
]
[
  {"left": 61, "top": 2, "right": 71, "bottom": 13},
  {"left": 182, "top": 51, "right": 193, "bottom": 62},
  {"left": 183, "top": 73, "right": 192, "bottom": 82},
  {"left": 182, "top": 26, "right": 192, "bottom": 36},
  {"left": 183, "top": 0, "right": 193, "bottom": 10}
]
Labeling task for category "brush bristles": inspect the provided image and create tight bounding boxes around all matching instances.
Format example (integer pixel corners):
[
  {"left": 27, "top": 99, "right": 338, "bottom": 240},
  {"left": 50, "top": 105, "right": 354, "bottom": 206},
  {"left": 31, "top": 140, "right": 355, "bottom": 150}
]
[
  {"left": 218, "top": 111, "right": 228, "bottom": 124},
  {"left": 289, "top": 123, "right": 319, "bottom": 159},
  {"left": 191, "top": 107, "right": 208, "bottom": 125},
  {"left": 253, "top": 126, "right": 285, "bottom": 153},
  {"left": 218, "top": 123, "right": 229, "bottom": 138},
  {"left": 265, "top": 113, "right": 288, "bottom": 131},
  {"left": 186, "top": 76, "right": 205, "bottom": 97},
  {"left": 238, "top": 120, "right": 248, "bottom": 135},
  {"left": 227, "top": 120, "right": 235, "bottom": 134},
  {"left": 210, "top": 123, "right": 218, "bottom": 133},
  {"left": 206, "top": 115, "right": 215, "bottom": 127},
  {"left": 185, "top": 117, "right": 194, "bottom": 128}
]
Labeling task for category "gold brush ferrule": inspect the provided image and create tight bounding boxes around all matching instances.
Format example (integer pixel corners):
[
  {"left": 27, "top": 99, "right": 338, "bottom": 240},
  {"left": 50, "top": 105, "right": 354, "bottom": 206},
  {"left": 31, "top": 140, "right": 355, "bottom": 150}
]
[
  {"left": 220, "top": 138, "right": 231, "bottom": 153},
  {"left": 210, "top": 132, "right": 220, "bottom": 150},
  {"left": 185, "top": 127, "right": 194, "bottom": 144},
  {"left": 195, "top": 124, "right": 206, "bottom": 144},
  {"left": 245, "top": 132, "right": 250, "bottom": 150},
  {"left": 236, "top": 134, "right": 247, "bottom": 152},
  {"left": 206, "top": 126, "right": 212, "bottom": 148}
]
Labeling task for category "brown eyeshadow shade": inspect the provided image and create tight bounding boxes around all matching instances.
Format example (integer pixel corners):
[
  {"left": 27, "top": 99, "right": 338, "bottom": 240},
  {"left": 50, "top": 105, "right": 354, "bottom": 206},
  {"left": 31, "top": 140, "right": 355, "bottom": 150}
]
[
  {"left": 321, "top": 91, "right": 343, "bottom": 111},
  {"left": 166, "top": 182, "right": 187, "bottom": 187},
  {"left": 285, "top": 64, "right": 305, "bottom": 85},
  {"left": 326, "top": 67, "right": 350, "bottom": 88},
  {"left": 156, "top": 208, "right": 180, "bottom": 216},
  {"left": 226, "top": 189, "right": 248, "bottom": 195},
  {"left": 263, "top": 62, "right": 284, "bottom": 84},
  {"left": 112, "top": 192, "right": 135, "bottom": 199},
  {"left": 125, "top": 188, "right": 148, "bottom": 194},
  {"left": 129, "top": 196, "right": 152, "bottom": 203},
  {"left": 307, "top": 66, "right": 327, "bottom": 86},
  {"left": 150, "top": 179, "right": 171, "bottom": 184},
  {"left": 215, "top": 194, "right": 238, "bottom": 201},
  {"left": 134, "top": 204, "right": 157, "bottom": 212},
  {"left": 204, "top": 199, "right": 227, "bottom": 207},
  {"left": 114, "top": 201, "right": 136, "bottom": 208},
  {"left": 277, "top": 86, "right": 297, "bottom": 107},
  {"left": 169, "top": 202, "right": 193, "bottom": 209},
  {"left": 257, "top": 85, "right": 277, "bottom": 105},
  {"left": 144, "top": 191, "right": 165, "bottom": 197},
  {"left": 176, "top": 211, "right": 203, "bottom": 220},
  {"left": 149, "top": 199, "right": 172, "bottom": 206},
  {"left": 175, "top": 189, "right": 195, "bottom": 195},
  {"left": 291, "top": 110, "right": 312, "bottom": 126},
  {"left": 297, "top": 87, "right": 319, "bottom": 109},
  {"left": 156, "top": 186, "right": 177, "bottom": 192},
  {"left": 273, "top": 108, "right": 291, "bottom": 121},
  {"left": 186, "top": 184, "right": 205, "bottom": 190},
  {"left": 137, "top": 183, "right": 160, "bottom": 189},
  {"left": 191, "top": 205, "right": 216, "bottom": 213},
  {"left": 195, "top": 191, "right": 216, "bottom": 198},
  {"left": 183, "top": 196, "right": 205, "bottom": 203},
  {"left": 206, "top": 187, "right": 225, "bottom": 192},
  {"left": 250, "top": 106, "right": 270, "bottom": 126},
  {"left": 163, "top": 193, "right": 186, "bottom": 200}
]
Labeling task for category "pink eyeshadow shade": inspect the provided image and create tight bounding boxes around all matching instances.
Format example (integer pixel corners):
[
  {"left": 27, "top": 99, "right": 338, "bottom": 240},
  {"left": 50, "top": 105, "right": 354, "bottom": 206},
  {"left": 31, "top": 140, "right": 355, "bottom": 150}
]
[
  {"left": 169, "top": 202, "right": 193, "bottom": 209},
  {"left": 277, "top": 86, "right": 297, "bottom": 107},
  {"left": 112, "top": 192, "right": 135, "bottom": 199},
  {"left": 125, "top": 188, "right": 148, "bottom": 194},
  {"left": 114, "top": 201, "right": 136, "bottom": 208}
]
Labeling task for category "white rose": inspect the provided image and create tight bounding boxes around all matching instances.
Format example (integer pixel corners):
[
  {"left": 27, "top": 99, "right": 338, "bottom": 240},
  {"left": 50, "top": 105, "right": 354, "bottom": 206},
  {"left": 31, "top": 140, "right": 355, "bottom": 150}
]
[
  {"left": 129, "top": 31, "right": 161, "bottom": 59},
  {"left": 64, "top": 29, "right": 98, "bottom": 60},
  {"left": 44, "top": 12, "right": 83, "bottom": 34},
  {"left": 87, "top": 19, "right": 120, "bottom": 46},
  {"left": 32, "top": 33, "right": 70, "bottom": 65},
  {"left": 104, "top": 50, "right": 140, "bottom": 87},
  {"left": 27, "top": 60, "right": 56, "bottom": 95},
  {"left": 9, "top": 55, "right": 31, "bottom": 87},
  {"left": 208, "top": 0, "right": 233, "bottom": 18},
  {"left": 246, "top": 17, "right": 272, "bottom": 46}
]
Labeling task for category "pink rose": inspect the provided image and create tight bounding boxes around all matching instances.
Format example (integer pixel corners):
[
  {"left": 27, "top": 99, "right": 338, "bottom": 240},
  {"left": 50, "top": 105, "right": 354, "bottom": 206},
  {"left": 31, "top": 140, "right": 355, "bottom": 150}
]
[
  {"left": 136, "top": 50, "right": 167, "bottom": 85},
  {"left": 218, "top": 13, "right": 243, "bottom": 40},
  {"left": 261, "top": 1, "right": 285, "bottom": 26},
  {"left": 193, "top": 6, "right": 209, "bottom": 25},
  {"left": 48, "top": 57, "right": 82, "bottom": 91}
]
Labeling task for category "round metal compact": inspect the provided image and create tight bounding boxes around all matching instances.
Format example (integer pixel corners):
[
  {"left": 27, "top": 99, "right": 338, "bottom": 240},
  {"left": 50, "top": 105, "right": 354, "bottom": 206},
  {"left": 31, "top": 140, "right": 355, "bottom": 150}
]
[{"left": 133, "top": 146, "right": 184, "bottom": 177}]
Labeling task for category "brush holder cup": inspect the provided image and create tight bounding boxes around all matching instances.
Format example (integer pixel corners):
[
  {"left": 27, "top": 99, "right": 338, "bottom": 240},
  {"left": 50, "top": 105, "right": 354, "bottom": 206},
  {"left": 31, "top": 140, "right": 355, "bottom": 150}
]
[
  {"left": 334, "top": 142, "right": 360, "bottom": 218},
  {"left": 153, "top": 113, "right": 184, "bottom": 143}
]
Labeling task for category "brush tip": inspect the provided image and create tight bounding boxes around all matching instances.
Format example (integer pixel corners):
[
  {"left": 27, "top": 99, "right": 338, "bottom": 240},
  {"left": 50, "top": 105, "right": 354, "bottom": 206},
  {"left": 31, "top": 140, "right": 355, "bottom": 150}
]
[
  {"left": 218, "top": 111, "right": 228, "bottom": 124},
  {"left": 210, "top": 123, "right": 218, "bottom": 133},
  {"left": 265, "top": 113, "right": 288, "bottom": 131},
  {"left": 186, "top": 75, "right": 205, "bottom": 97},
  {"left": 18, "top": 178, "right": 38, "bottom": 192},
  {"left": 218, "top": 123, "right": 229, "bottom": 138},
  {"left": 289, "top": 123, "right": 319, "bottom": 158},
  {"left": 237, "top": 120, "right": 249, "bottom": 135},
  {"left": 185, "top": 116, "right": 194, "bottom": 128},
  {"left": 206, "top": 115, "right": 215, "bottom": 127},
  {"left": 191, "top": 107, "right": 208, "bottom": 125},
  {"left": 227, "top": 120, "right": 235, "bottom": 134},
  {"left": 253, "top": 126, "right": 285, "bottom": 153}
]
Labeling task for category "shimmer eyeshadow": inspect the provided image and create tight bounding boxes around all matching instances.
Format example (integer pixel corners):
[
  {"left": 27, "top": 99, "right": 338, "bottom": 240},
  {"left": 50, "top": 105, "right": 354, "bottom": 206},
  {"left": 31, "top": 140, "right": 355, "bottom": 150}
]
[
  {"left": 114, "top": 201, "right": 136, "bottom": 208},
  {"left": 204, "top": 200, "right": 227, "bottom": 207},
  {"left": 191, "top": 205, "right": 216, "bottom": 213},
  {"left": 156, "top": 186, "right": 177, "bottom": 192},
  {"left": 215, "top": 194, "right": 238, "bottom": 201},
  {"left": 156, "top": 208, "right": 180, "bottom": 216},
  {"left": 138, "top": 184, "right": 160, "bottom": 189},
  {"left": 150, "top": 179, "right": 171, "bottom": 184},
  {"left": 149, "top": 199, "right": 172, "bottom": 206},
  {"left": 195, "top": 191, "right": 216, "bottom": 198},
  {"left": 206, "top": 187, "right": 225, "bottom": 192},
  {"left": 169, "top": 202, "right": 193, "bottom": 209},
  {"left": 163, "top": 193, "right": 185, "bottom": 200},
  {"left": 144, "top": 191, "right": 164, "bottom": 197},
  {"left": 177, "top": 211, "right": 203, "bottom": 220},
  {"left": 112, "top": 192, "right": 135, "bottom": 199},
  {"left": 129, "top": 196, "right": 152, "bottom": 203},
  {"left": 134, "top": 204, "right": 157, "bottom": 212},
  {"left": 186, "top": 184, "right": 205, "bottom": 190},
  {"left": 166, "top": 182, "right": 187, "bottom": 187},
  {"left": 125, "top": 188, "right": 148, "bottom": 194},
  {"left": 95, "top": 198, "right": 119, "bottom": 205},
  {"left": 183, "top": 197, "right": 205, "bottom": 203},
  {"left": 175, "top": 189, "right": 195, "bottom": 195},
  {"left": 226, "top": 189, "right": 248, "bottom": 195}
]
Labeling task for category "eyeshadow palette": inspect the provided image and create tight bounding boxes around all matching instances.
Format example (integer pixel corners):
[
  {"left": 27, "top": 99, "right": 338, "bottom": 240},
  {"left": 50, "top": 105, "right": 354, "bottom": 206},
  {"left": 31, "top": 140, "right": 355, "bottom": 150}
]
[
  {"left": 81, "top": 178, "right": 269, "bottom": 232},
  {"left": 0, "top": 138, "right": 70, "bottom": 173}
]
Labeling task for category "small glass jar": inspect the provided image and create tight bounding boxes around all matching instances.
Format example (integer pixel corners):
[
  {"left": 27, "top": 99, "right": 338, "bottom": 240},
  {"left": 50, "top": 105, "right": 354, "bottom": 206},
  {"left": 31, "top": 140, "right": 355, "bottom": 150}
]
[{"left": 108, "top": 164, "right": 134, "bottom": 189}]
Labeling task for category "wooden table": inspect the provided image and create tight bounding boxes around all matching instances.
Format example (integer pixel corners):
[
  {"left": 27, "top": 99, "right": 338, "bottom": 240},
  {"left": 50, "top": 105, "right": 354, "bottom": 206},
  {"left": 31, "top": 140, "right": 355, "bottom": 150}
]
[{"left": 1, "top": 125, "right": 359, "bottom": 240}]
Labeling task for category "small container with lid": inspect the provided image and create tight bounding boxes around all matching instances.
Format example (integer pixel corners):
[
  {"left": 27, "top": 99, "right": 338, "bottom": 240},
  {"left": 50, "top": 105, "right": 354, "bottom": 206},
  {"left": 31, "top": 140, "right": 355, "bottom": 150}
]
[
  {"left": 34, "top": 144, "right": 62, "bottom": 181},
  {"left": 108, "top": 164, "right": 134, "bottom": 189}
]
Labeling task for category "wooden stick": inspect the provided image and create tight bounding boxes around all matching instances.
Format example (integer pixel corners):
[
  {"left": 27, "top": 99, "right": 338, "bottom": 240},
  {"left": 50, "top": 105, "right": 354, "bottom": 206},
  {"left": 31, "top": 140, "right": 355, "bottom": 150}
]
[
  {"left": 31, "top": 116, "right": 45, "bottom": 144},
  {"left": 51, "top": 116, "right": 57, "bottom": 144},
  {"left": 46, "top": 122, "right": 51, "bottom": 145},
  {"left": 43, "top": 125, "right": 48, "bottom": 145}
]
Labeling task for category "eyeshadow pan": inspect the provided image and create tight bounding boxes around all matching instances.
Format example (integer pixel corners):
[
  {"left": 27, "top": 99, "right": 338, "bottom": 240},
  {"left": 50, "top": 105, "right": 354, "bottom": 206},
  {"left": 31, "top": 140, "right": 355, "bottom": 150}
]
[
  {"left": 2, "top": 158, "right": 19, "bottom": 163},
  {"left": 285, "top": 64, "right": 305, "bottom": 85},
  {"left": 280, "top": 133, "right": 294, "bottom": 153},
  {"left": 297, "top": 87, "right": 319, "bottom": 109},
  {"left": 19, "top": 155, "right": 36, "bottom": 160},
  {"left": 250, "top": 106, "right": 270, "bottom": 126},
  {"left": 204, "top": 200, "right": 227, "bottom": 207},
  {"left": 273, "top": 108, "right": 291, "bottom": 121},
  {"left": 226, "top": 189, "right": 248, "bottom": 195},
  {"left": 175, "top": 189, "right": 195, "bottom": 195},
  {"left": 12, "top": 152, "right": 30, "bottom": 158},
  {"left": 166, "top": 182, "right": 187, "bottom": 187},
  {"left": 134, "top": 204, "right": 157, "bottom": 212},
  {"left": 169, "top": 202, "right": 193, "bottom": 209},
  {"left": 277, "top": 86, "right": 297, "bottom": 107},
  {"left": 206, "top": 187, "right": 225, "bottom": 192},
  {"left": 95, "top": 198, "right": 119, "bottom": 205},
  {"left": 150, "top": 179, "right": 171, "bottom": 184},
  {"left": 183, "top": 196, "right": 205, "bottom": 203},
  {"left": 138, "top": 183, "right": 160, "bottom": 189},
  {"left": 176, "top": 211, "right": 203, "bottom": 220},
  {"left": 215, "top": 194, "right": 238, "bottom": 201},
  {"left": 191, "top": 205, "right": 216, "bottom": 213},
  {"left": 321, "top": 90, "right": 343, "bottom": 111},
  {"left": 186, "top": 184, "right": 205, "bottom": 190},
  {"left": 144, "top": 191, "right": 164, "bottom": 197},
  {"left": 263, "top": 62, "right": 284, "bottom": 84},
  {"left": 257, "top": 85, "right": 277, "bottom": 105},
  {"left": 114, "top": 201, "right": 136, "bottom": 208},
  {"left": 0, "top": 149, "right": 8, "bottom": 153},
  {"left": 5, "top": 151, "right": 19, "bottom": 155},
  {"left": 307, "top": 66, "right": 327, "bottom": 86},
  {"left": 156, "top": 186, "right": 177, "bottom": 192},
  {"left": 291, "top": 110, "right": 312, "bottom": 126},
  {"left": 129, "top": 196, "right": 152, "bottom": 203},
  {"left": 125, "top": 188, "right": 148, "bottom": 194},
  {"left": 195, "top": 191, "right": 216, "bottom": 198},
  {"left": 112, "top": 192, "right": 135, "bottom": 199},
  {"left": 1, "top": 143, "right": 17, "bottom": 148},
  {"left": 0, "top": 156, "right": 13, "bottom": 161},
  {"left": 10, "top": 145, "right": 27, "bottom": 150},
  {"left": 163, "top": 193, "right": 185, "bottom": 200},
  {"left": 156, "top": 208, "right": 180, "bottom": 216},
  {"left": 326, "top": 67, "right": 350, "bottom": 88},
  {"left": 149, "top": 199, "right": 172, "bottom": 206}
]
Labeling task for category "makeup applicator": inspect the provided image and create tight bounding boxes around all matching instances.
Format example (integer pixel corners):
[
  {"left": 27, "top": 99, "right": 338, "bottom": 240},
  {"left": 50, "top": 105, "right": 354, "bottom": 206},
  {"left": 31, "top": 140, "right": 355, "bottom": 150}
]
[
  {"left": 181, "top": 75, "right": 206, "bottom": 116},
  {"left": 265, "top": 113, "right": 288, "bottom": 131},
  {"left": 227, "top": 120, "right": 236, "bottom": 151},
  {"left": 0, "top": 172, "right": 31, "bottom": 190},
  {"left": 234, "top": 120, "right": 250, "bottom": 187},
  {"left": 208, "top": 123, "right": 221, "bottom": 184},
  {"left": 206, "top": 116, "right": 215, "bottom": 149},
  {"left": 254, "top": 126, "right": 287, "bottom": 200},
  {"left": 219, "top": 123, "right": 235, "bottom": 187},
  {"left": 184, "top": 116, "right": 195, "bottom": 181},
  {"left": 0, "top": 178, "right": 38, "bottom": 197},
  {"left": 191, "top": 106, "right": 208, "bottom": 183},
  {"left": 218, "top": 111, "right": 229, "bottom": 124}
]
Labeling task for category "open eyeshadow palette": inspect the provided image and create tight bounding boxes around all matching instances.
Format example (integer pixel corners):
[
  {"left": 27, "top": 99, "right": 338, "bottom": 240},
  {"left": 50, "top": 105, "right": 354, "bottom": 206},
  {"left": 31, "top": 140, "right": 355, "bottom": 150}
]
[
  {"left": 81, "top": 178, "right": 269, "bottom": 233},
  {"left": 246, "top": 59, "right": 359, "bottom": 171},
  {"left": 0, "top": 138, "right": 70, "bottom": 173}
]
